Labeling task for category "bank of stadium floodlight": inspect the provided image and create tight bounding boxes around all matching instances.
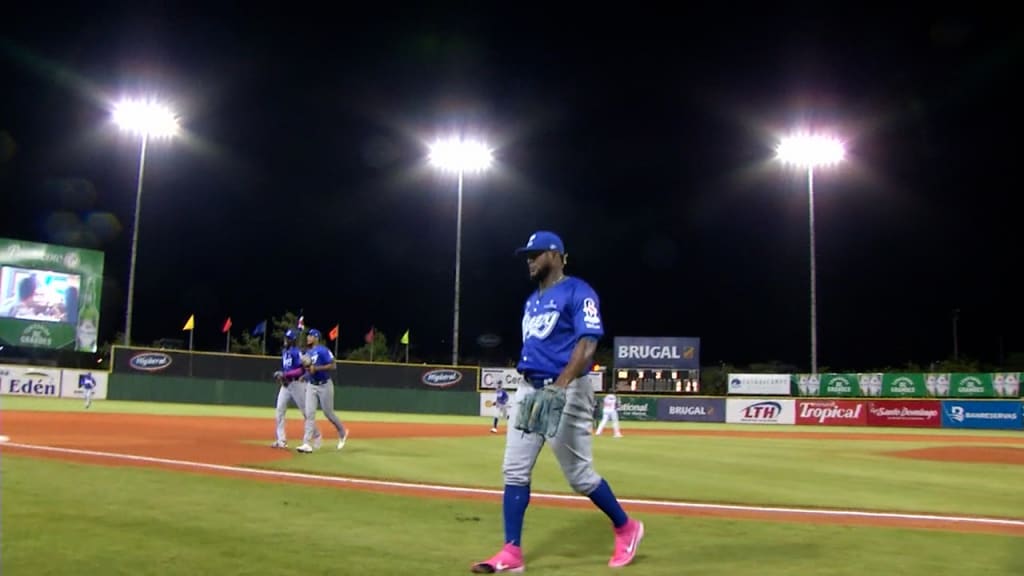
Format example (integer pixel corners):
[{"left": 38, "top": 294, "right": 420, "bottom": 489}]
[
  {"left": 428, "top": 137, "right": 494, "bottom": 365},
  {"left": 776, "top": 133, "right": 845, "bottom": 375},
  {"left": 113, "top": 98, "right": 180, "bottom": 346}
]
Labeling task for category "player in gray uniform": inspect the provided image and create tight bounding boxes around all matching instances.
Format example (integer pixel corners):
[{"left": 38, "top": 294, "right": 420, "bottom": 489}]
[
  {"left": 271, "top": 329, "right": 321, "bottom": 449},
  {"left": 471, "top": 231, "right": 644, "bottom": 573},
  {"left": 296, "top": 328, "right": 349, "bottom": 453}
]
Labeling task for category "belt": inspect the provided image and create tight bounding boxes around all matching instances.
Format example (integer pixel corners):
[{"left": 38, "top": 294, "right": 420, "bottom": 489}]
[{"left": 526, "top": 377, "right": 554, "bottom": 389}]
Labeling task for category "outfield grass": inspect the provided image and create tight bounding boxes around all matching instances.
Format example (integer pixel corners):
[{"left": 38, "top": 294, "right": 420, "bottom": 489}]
[
  {"left": 255, "top": 433, "right": 1024, "bottom": 518},
  {"left": 3, "top": 455, "right": 1022, "bottom": 576},
  {"left": 5, "top": 397, "right": 1024, "bottom": 519}
]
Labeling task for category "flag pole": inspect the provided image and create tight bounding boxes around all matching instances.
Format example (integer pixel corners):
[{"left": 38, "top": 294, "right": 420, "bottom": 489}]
[
  {"left": 225, "top": 327, "right": 230, "bottom": 353},
  {"left": 262, "top": 318, "right": 267, "bottom": 355},
  {"left": 405, "top": 342, "right": 409, "bottom": 363}
]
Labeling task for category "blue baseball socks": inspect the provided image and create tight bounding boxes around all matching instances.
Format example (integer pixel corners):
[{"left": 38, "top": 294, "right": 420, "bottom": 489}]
[
  {"left": 503, "top": 484, "right": 531, "bottom": 546},
  {"left": 587, "top": 478, "right": 629, "bottom": 528},
  {"left": 503, "top": 477, "right": 629, "bottom": 548}
]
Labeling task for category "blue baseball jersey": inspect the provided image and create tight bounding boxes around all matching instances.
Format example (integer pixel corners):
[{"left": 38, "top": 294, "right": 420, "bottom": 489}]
[
  {"left": 517, "top": 276, "right": 604, "bottom": 383},
  {"left": 306, "top": 344, "right": 335, "bottom": 383},
  {"left": 282, "top": 346, "right": 303, "bottom": 379},
  {"left": 496, "top": 388, "right": 510, "bottom": 406},
  {"left": 79, "top": 374, "right": 96, "bottom": 390}
]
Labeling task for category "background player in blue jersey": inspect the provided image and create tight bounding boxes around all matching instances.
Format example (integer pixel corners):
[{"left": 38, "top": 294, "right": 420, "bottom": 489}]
[
  {"left": 296, "top": 328, "right": 349, "bottom": 453},
  {"left": 80, "top": 372, "right": 96, "bottom": 409},
  {"left": 491, "top": 383, "right": 510, "bottom": 433},
  {"left": 271, "top": 329, "right": 321, "bottom": 449},
  {"left": 471, "top": 231, "right": 644, "bottom": 573}
]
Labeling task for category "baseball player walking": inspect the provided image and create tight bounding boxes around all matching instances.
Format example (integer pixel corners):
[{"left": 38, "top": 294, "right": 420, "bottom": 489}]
[
  {"left": 80, "top": 372, "right": 96, "bottom": 409},
  {"left": 272, "top": 329, "right": 322, "bottom": 449},
  {"left": 296, "top": 328, "right": 349, "bottom": 453},
  {"left": 471, "top": 231, "right": 644, "bottom": 573},
  {"left": 595, "top": 392, "right": 623, "bottom": 437},
  {"left": 491, "top": 383, "right": 510, "bottom": 433}
]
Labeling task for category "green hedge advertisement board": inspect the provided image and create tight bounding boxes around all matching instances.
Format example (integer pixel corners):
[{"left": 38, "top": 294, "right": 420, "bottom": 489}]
[
  {"left": 793, "top": 373, "right": 862, "bottom": 397},
  {"left": 792, "top": 373, "right": 1019, "bottom": 399}
]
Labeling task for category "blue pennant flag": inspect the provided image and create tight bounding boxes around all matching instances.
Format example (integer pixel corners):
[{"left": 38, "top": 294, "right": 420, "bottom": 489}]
[{"left": 252, "top": 320, "right": 267, "bottom": 336}]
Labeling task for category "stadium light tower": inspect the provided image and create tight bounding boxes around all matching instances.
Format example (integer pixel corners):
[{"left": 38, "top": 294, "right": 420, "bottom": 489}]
[
  {"left": 113, "top": 98, "right": 180, "bottom": 347},
  {"left": 428, "top": 137, "right": 493, "bottom": 365},
  {"left": 777, "top": 133, "right": 845, "bottom": 374}
]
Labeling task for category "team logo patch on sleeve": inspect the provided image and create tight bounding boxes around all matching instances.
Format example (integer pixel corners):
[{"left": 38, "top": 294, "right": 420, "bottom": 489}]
[{"left": 583, "top": 298, "right": 602, "bottom": 329}]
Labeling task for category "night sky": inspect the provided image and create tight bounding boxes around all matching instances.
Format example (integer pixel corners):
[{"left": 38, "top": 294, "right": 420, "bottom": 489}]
[{"left": 1, "top": 6, "right": 1019, "bottom": 370}]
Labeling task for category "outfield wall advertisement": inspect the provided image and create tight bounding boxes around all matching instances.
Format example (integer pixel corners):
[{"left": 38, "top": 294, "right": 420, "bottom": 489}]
[
  {"left": 0, "top": 363, "right": 108, "bottom": 399},
  {"left": 480, "top": 368, "right": 527, "bottom": 390},
  {"left": 728, "top": 374, "right": 790, "bottom": 396},
  {"left": 866, "top": 400, "right": 941, "bottom": 428},
  {"left": 940, "top": 400, "right": 1023, "bottom": 430},
  {"left": 725, "top": 398, "right": 796, "bottom": 424},
  {"left": 479, "top": 391, "right": 502, "bottom": 418},
  {"left": 793, "top": 372, "right": 1020, "bottom": 399},
  {"left": 656, "top": 397, "right": 726, "bottom": 422},
  {"left": 112, "top": 346, "right": 480, "bottom": 391},
  {"left": 479, "top": 367, "right": 603, "bottom": 392},
  {"left": 795, "top": 400, "right": 868, "bottom": 426},
  {"left": 0, "top": 238, "right": 105, "bottom": 352}
]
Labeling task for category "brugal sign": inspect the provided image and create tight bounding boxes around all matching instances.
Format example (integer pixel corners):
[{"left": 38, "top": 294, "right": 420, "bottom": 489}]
[{"left": 613, "top": 337, "right": 701, "bottom": 370}]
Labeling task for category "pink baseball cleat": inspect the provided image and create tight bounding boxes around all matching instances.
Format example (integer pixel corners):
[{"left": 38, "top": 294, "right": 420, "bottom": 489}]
[
  {"left": 609, "top": 518, "right": 644, "bottom": 568},
  {"left": 471, "top": 543, "right": 524, "bottom": 573}
]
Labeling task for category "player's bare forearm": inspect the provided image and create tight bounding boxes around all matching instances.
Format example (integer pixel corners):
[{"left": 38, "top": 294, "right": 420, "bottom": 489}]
[{"left": 554, "top": 337, "right": 597, "bottom": 388}]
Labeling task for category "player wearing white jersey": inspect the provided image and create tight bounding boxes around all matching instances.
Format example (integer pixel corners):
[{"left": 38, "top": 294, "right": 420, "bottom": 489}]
[{"left": 595, "top": 393, "right": 622, "bottom": 437}]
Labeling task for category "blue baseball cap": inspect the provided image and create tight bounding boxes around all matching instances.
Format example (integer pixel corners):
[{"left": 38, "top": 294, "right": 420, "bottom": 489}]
[
  {"left": 514, "top": 231, "right": 564, "bottom": 255},
  {"left": 307, "top": 328, "right": 321, "bottom": 339},
  {"left": 285, "top": 329, "right": 297, "bottom": 340}
]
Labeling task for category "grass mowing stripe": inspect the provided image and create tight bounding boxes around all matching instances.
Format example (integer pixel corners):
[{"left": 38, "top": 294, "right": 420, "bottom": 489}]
[{"left": 5, "top": 441, "right": 1023, "bottom": 532}]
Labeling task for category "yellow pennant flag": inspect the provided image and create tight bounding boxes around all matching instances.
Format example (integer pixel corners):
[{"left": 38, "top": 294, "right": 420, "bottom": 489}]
[
  {"left": 182, "top": 314, "right": 195, "bottom": 331},
  {"left": 400, "top": 329, "right": 409, "bottom": 345}
]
